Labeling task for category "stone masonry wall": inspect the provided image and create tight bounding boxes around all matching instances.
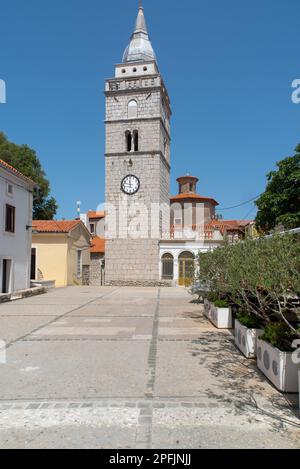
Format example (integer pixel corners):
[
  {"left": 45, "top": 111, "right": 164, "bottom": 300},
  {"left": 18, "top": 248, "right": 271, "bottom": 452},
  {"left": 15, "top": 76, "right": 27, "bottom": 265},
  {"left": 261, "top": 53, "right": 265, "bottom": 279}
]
[
  {"left": 90, "top": 253, "right": 104, "bottom": 286},
  {"left": 104, "top": 68, "right": 171, "bottom": 286}
]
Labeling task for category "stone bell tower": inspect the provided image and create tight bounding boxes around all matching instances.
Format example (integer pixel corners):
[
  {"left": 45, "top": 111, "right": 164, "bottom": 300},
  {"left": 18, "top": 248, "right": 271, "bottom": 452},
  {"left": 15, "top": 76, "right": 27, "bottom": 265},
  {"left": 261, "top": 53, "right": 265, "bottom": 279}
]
[{"left": 104, "top": 3, "right": 172, "bottom": 286}]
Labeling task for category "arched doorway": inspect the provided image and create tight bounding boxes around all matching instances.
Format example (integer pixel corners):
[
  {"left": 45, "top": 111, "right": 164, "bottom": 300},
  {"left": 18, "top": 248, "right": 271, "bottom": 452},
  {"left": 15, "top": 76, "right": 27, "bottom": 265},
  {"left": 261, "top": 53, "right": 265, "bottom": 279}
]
[
  {"left": 161, "top": 253, "right": 174, "bottom": 281},
  {"left": 178, "top": 252, "right": 195, "bottom": 287}
]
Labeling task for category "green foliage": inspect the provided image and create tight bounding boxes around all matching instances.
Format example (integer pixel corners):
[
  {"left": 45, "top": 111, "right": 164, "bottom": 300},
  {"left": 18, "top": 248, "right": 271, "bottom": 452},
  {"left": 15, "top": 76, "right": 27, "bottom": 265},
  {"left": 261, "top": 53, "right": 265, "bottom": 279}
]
[
  {"left": 214, "top": 299, "right": 229, "bottom": 308},
  {"left": 260, "top": 323, "right": 296, "bottom": 352},
  {"left": 0, "top": 132, "right": 58, "bottom": 219},
  {"left": 255, "top": 145, "right": 300, "bottom": 232},
  {"left": 237, "top": 312, "right": 262, "bottom": 329},
  {"left": 206, "top": 291, "right": 221, "bottom": 303},
  {"left": 197, "top": 234, "right": 300, "bottom": 345}
]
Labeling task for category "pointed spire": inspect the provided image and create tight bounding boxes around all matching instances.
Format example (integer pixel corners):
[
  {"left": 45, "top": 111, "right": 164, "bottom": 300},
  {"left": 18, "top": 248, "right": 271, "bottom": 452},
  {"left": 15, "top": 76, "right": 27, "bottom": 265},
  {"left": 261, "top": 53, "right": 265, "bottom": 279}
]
[
  {"left": 122, "top": 2, "right": 157, "bottom": 63},
  {"left": 134, "top": 4, "right": 148, "bottom": 35}
]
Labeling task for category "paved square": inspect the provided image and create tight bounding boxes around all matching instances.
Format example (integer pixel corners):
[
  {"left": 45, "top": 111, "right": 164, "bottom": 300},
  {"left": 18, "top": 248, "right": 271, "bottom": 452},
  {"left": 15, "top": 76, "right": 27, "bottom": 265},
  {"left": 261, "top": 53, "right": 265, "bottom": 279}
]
[{"left": 0, "top": 286, "right": 299, "bottom": 449}]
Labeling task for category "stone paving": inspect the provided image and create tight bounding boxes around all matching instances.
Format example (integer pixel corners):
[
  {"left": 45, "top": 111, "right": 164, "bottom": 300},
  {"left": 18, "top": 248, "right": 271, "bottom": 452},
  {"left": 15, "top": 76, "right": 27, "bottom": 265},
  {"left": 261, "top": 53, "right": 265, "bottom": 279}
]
[{"left": 0, "top": 286, "right": 299, "bottom": 449}]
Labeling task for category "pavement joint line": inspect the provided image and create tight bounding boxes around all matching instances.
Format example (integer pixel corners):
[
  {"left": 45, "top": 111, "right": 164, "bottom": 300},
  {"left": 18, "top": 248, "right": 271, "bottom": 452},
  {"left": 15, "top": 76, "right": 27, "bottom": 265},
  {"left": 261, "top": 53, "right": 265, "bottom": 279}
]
[
  {"left": 0, "top": 400, "right": 262, "bottom": 411},
  {"left": 66, "top": 315, "right": 154, "bottom": 318},
  {"left": 145, "top": 288, "right": 160, "bottom": 399},
  {"left": 22, "top": 338, "right": 152, "bottom": 342},
  {"left": 4, "top": 288, "right": 121, "bottom": 350},
  {"left": 135, "top": 288, "right": 161, "bottom": 449},
  {"left": 0, "top": 398, "right": 297, "bottom": 415}
]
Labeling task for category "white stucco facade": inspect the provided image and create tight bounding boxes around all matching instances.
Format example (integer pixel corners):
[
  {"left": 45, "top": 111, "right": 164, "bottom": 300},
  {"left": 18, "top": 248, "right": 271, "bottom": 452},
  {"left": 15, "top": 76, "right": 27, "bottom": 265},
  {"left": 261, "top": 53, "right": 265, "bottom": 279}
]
[
  {"left": 0, "top": 162, "right": 35, "bottom": 294},
  {"left": 159, "top": 236, "right": 224, "bottom": 285}
]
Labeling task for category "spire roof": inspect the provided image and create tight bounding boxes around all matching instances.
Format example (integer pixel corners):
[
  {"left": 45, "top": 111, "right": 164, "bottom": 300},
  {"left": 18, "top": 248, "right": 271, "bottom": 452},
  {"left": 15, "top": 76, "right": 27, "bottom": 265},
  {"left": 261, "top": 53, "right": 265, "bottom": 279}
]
[
  {"left": 122, "top": 4, "right": 157, "bottom": 63},
  {"left": 134, "top": 5, "right": 148, "bottom": 34}
]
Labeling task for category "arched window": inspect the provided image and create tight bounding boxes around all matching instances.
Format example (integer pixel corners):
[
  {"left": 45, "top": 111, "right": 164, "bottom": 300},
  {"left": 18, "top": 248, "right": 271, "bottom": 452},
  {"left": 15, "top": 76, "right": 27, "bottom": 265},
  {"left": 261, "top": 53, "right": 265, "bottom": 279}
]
[
  {"left": 162, "top": 253, "right": 174, "bottom": 280},
  {"left": 125, "top": 131, "right": 132, "bottom": 152},
  {"left": 128, "top": 100, "right": 138, "bottom": 119},
  {"left": 133, "top": 130, "right": 139, "bottom": 152}
]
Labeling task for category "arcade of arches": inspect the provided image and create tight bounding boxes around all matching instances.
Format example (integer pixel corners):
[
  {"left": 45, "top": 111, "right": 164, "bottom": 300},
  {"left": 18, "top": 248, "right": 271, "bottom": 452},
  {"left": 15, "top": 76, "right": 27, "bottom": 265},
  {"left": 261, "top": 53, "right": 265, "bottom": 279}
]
[{"left": 161, "top": 251, "right": 195, "bottom": 287}]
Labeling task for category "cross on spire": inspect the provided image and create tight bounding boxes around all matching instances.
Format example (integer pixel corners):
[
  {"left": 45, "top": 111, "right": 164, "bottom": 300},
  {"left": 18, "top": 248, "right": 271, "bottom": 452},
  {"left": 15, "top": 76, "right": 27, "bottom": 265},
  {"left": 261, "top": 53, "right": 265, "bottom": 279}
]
[{"left": 139, "top": 0, "right": 143, "bottom": 8}]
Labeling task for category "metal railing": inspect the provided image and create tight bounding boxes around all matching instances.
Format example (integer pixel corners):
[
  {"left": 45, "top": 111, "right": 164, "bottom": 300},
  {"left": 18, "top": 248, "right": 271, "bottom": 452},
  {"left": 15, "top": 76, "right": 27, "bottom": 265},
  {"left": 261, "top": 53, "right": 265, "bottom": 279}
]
[{"left": 169, "top": 225, "right": 222, "bottom": 241}]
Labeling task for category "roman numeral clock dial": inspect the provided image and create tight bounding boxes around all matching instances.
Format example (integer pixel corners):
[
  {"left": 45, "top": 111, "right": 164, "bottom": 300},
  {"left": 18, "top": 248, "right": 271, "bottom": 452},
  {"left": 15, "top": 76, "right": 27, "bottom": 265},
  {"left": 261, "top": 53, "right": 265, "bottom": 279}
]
[{"left": 121, "top": 175, "right": 140, "bottom": 195}]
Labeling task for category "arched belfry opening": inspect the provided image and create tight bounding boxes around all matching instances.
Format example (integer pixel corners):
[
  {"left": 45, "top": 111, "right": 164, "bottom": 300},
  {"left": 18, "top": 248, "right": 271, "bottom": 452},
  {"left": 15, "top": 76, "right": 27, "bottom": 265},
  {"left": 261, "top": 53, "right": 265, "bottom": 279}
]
[
  {"left": 133, "top": 130, "right": 139, "bottom": 152},
  {"left": 126, "top": 131, "right": 132, "bottom": 152}
]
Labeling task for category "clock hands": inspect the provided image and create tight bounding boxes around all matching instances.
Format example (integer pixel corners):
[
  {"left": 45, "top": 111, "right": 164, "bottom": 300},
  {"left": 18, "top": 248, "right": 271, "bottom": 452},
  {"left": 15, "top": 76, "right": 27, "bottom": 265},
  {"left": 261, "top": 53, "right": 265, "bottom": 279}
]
[{"left": 121, "top": 175, "right": 140, "bottom": 195}]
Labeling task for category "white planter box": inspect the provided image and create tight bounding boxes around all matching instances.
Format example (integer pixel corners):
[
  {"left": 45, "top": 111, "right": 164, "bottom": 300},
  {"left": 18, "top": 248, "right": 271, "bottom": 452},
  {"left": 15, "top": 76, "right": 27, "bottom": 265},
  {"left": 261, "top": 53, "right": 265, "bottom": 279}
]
[
  {"left": 204, "top": 299, "right": 212, "bottom": 320},
  {"left": 210, "top": 305, "right": 232, "bottom": 329},
  {"left": 257, "top": 339, "right": 300, "bottom": 393},
  {"left": 234, "top": 320, "right": 263, "bottom": 358}
]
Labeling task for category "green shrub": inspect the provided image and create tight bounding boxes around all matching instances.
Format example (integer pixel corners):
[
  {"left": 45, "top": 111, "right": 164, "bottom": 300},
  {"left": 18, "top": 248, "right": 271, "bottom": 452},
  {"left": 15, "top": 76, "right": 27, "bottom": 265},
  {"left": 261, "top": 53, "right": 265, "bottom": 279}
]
[
  {"left": 237, "top": 312, "right": 262, "bottom": 329},
  {"left": 205, "top": 292, "right": 220, "bottom": 303},
  {"left": 196, "top": 233, "right": 300, "bottom": 338},
  {"left": 260, "top": 323, "right": 296, "bottom": 352},
  {"left": 214, "top": 299, "right": 229, "bottom": 308}
]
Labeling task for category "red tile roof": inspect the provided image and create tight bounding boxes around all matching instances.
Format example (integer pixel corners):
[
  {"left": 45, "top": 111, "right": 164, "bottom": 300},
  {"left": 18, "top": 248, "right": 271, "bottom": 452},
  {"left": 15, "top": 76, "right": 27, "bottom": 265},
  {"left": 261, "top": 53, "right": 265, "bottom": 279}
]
[
  {"left": 0, "top": 159, "right": 35, "bottom": 185},
  {"left": 170, "top": 193, "right": 219, "bottom": 206},
  {"left": 205, "top": 220, "right": 253, "bottom": 234},
  {"left": 32, "top": 220, "right": 82, "bottom": 234},
  {"left": 176, "top": 175, "right": 199, "bottom": 183},
  {"left": 90, "top": 236, "right": 105, "bottom": 254},
  {"left": 88, "top": 211, "right": 105, "bottom": 220}
]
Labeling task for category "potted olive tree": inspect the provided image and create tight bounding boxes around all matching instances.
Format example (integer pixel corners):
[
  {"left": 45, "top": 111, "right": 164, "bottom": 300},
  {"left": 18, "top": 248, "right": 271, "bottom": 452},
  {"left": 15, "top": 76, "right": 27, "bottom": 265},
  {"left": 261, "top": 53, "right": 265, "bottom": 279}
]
[
  {"left": 197, "top": 234, "right": 300, "bottom": 392},
  {"left": 257, "top": 323, "right": 300, "bottom": 393},
  {"left": 235, "top": 312, "right": 264, "bottom": 359},
  {"left": 210, "top": 298, "right": 232, "bottom": 329}
]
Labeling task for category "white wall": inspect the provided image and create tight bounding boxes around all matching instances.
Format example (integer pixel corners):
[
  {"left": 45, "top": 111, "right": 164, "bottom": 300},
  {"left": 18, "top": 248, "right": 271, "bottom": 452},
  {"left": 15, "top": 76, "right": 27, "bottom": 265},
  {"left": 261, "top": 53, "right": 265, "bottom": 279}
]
[
  {"left": 159, "top": 240, "right": 223, "bottom": 284},
  {"left": 0, "top": 168, "right": 34, "bottom": 293}
]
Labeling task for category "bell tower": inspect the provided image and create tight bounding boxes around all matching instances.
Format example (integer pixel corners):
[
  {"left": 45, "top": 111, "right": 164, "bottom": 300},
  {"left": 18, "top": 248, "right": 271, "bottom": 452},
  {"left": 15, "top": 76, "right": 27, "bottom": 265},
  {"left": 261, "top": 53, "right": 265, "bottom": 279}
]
[{"left": 105, "top": 3, "right": 171, "bottom": 286}]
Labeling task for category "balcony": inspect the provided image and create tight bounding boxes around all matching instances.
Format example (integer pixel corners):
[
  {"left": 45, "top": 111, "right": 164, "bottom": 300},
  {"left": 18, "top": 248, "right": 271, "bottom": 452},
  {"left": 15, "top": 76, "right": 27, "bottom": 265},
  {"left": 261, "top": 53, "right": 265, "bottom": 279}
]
[{"left": 168, "top": 225, "right": 224, "bottom": 242}]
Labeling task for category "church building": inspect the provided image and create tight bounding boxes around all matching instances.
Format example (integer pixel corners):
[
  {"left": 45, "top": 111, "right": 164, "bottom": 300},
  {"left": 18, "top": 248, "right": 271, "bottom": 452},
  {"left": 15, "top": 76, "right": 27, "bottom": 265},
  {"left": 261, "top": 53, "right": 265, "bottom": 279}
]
[
  {"left": 81, "top": 4, "right": 252, "bottom": 287},
  {"left": 104, "top": 4, "right": 171, "bottom": 286}
]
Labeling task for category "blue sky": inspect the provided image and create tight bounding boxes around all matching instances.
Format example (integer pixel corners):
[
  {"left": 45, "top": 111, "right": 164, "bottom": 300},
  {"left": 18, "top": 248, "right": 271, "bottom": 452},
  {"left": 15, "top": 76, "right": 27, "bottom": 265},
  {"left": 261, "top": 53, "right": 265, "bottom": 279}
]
[{"left": 0, "top": 0, "right": 299, "bottom": 220}]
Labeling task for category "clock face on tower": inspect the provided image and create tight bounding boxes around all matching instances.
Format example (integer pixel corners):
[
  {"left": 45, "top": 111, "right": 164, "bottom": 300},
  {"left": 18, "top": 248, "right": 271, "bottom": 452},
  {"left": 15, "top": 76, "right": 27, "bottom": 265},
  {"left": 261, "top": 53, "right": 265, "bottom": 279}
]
[{"left": 121, "top": 175, "right": 140, "bottom": 195}]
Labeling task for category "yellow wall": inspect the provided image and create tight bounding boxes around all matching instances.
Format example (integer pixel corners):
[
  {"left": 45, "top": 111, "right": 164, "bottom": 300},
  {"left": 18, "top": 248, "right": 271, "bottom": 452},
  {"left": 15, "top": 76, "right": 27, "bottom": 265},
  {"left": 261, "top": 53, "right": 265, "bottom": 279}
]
[
  {"left": 32, "top": 234, "right": 68, "bottom": 287},
  {"left": 32, "top": 226, "right": 91, "bottom": 288}
]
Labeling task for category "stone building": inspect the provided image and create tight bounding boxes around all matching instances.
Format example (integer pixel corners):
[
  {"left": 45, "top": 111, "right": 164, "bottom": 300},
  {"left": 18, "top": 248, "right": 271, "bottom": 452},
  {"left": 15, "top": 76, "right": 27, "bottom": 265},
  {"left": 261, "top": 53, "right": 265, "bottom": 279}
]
[
  {"left": 104, "top": 4, "right": 171, "bottom": 286},
  {"left": 160, "top": 175, "right": 251, "bottom": 286},
  {"left": 82, "top": 4, "right": 253, "bottom": 287}
]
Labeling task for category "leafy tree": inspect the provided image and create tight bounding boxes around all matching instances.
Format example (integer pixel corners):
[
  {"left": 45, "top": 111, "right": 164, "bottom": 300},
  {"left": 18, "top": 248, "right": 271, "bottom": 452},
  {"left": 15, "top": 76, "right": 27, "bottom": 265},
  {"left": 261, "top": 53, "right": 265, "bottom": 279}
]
[
  {"left": 197, "top": 234, "right": 300, "bottom": 348},
  {"left": 255, "top": 144, "right": 300, "bottom": 232},
  {"left": 0, "top": 132, "right": 58, "bottom": 219}
]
